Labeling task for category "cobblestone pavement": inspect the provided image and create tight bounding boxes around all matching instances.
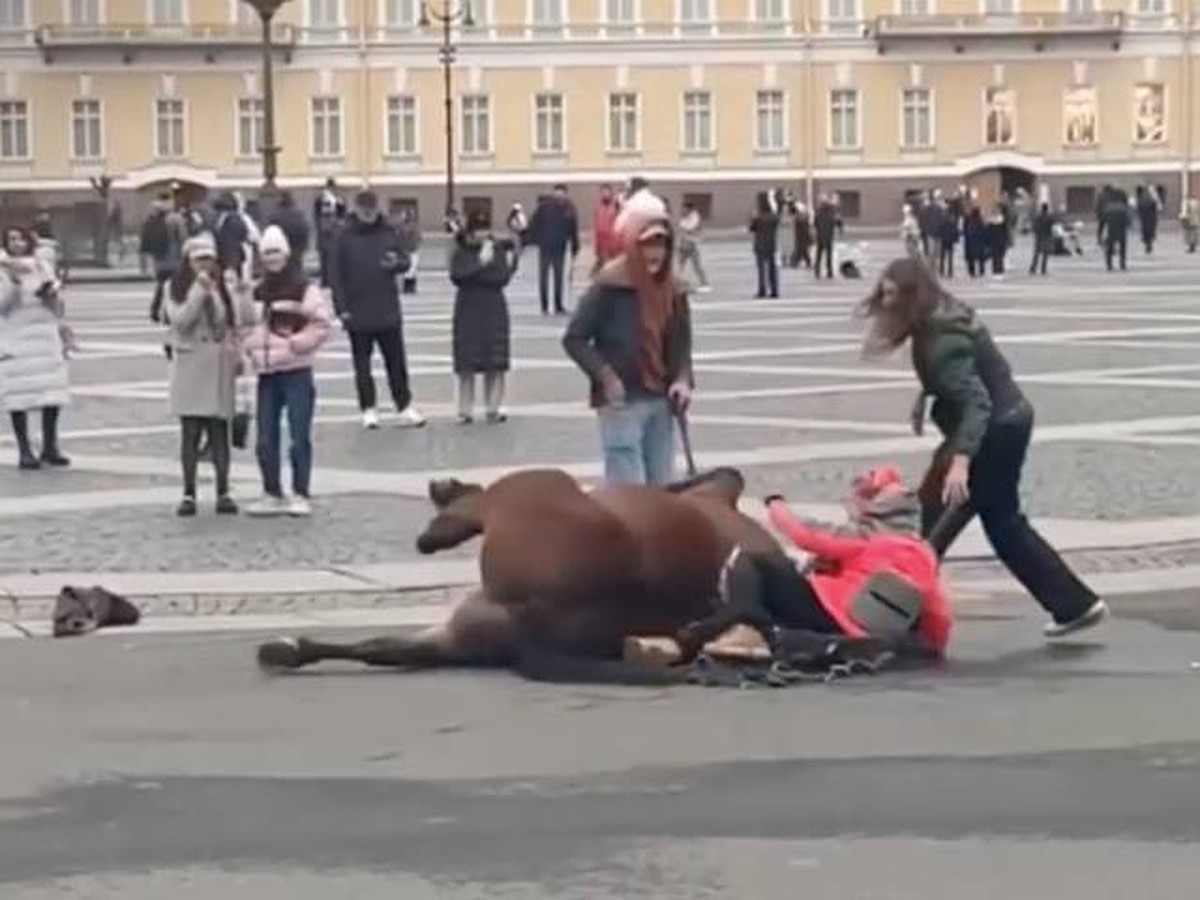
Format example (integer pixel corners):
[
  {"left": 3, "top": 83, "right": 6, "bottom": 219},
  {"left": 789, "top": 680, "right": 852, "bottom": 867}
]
[{"left": 3, "top": 237, "right": 1200, "bottom": 580}]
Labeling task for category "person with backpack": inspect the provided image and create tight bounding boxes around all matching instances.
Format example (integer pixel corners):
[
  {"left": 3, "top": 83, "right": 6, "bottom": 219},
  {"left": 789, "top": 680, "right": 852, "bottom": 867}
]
[{"left": 142, "top": 196, "right": 183, "bottom": 324}]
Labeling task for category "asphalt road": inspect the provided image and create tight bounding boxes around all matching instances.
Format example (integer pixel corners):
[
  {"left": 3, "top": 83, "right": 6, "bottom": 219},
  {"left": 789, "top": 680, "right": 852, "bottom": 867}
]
[{"left": 2, "top": 592, "right": 1199, "bottom": 897}]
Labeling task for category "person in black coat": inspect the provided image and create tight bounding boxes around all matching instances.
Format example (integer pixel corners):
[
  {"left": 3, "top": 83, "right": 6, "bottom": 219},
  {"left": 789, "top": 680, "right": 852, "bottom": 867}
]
[
  {"left": 1103, "top": 189, "right": 1130, "bottom": 272},
  {"left": 526, "top": 184, "right": 580, "bottom": 315},
  {"left": 937, "top": 201, "right": 959, "bottom": 279},
  {"left": 329, "top": 190, "right": 425, "bottom": 429},
  {"left": 749, "top": 192, "right": 779, "bottom": 298},
  {"left": 812, "top": 195, "right": 841, "bottom": 280},
  {"left": 1028, "top": 203, "right": 1055, "bottom": 276},
  {"left": 269, "top": 191, "right": 311, "bottom": 264},
  {"left": 961, "top": 206, "right": 987, "bottom": 278},
  {"left": 1136, "top": 185, "right": 1160, "bottom": 254},
  {"left": 449, "top": 209, "right": 518, "bottom": 424}
]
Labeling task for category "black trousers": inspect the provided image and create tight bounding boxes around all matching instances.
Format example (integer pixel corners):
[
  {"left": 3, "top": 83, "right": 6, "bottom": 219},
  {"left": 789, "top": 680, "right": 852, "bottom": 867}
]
[
  {"left": 538, "top": 249, "right": 566, "bottom": 314},
  {"left": 11, "top": 407, "right": 61, "bottom": 458},
  {"left": 180, "top": 416, "right": 230, "bottom": 498},
  {"left": 1029, "top": 244, "right": 1049, "bottom": 275},
  {"left": 349, "top": 326, "right": 412, "bottom": 412},
  {"left": 149, "top": 268, "right": 171, "bottom": 322},
  {"left": 754, "top": 251, "right": 779, "bottom": 297},
  {"left": 1105, "top": 234, "right": 1128, "bottom": 271},
  {"left": 938, "top": 241, "right": 955, "bottom": 278},
  {"left": 922, "top": 405, "right": 1097, "bottom": 625},
  {"left": 813, "top": 241, "right": 834, "bottom": 278}
]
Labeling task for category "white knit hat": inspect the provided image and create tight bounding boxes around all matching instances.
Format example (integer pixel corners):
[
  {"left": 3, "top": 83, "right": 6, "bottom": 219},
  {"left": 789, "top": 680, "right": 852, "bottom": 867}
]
[
  {"left": 183, "top": 231, "right": 216, "bottom": 260},
  {"left": 260, "top": 224, "right": 291, "bottom": 258}
]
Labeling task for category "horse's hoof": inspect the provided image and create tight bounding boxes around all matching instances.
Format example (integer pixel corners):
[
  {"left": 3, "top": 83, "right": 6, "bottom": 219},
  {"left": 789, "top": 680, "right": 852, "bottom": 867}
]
[{"left": 257, "top": 637, "right": 306, "bottom": 672}]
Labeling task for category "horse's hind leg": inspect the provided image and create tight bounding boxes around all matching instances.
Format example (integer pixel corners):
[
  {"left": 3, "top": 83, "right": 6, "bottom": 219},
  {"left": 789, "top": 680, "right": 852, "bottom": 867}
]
[{"left": 256, "top": 592, "right": 517, "bottom": 672}]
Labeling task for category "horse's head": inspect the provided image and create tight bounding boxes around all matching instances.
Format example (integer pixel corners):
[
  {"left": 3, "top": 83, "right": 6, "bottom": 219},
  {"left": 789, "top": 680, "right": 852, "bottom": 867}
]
[{"left": 417, "top": 479, "right": 486, "bottom": 554}]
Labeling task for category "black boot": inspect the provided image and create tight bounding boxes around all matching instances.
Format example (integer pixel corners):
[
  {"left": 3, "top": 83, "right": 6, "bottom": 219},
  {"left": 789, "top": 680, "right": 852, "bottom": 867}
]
[
  {"left": 11, "top": 411, "right": 39, "bottom": 470},
  {"left": 40, "top": 406, "right": 70, "bottom": 467}
]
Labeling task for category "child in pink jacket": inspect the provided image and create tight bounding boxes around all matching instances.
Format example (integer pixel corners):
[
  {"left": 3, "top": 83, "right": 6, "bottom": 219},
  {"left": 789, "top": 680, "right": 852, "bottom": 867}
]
[{"left": 243, "top": 225, "right": 333, "bottom": 518}]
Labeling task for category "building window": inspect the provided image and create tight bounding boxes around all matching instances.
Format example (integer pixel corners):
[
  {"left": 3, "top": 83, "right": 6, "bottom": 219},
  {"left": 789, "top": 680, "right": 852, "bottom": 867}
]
[
  {"left": 899, "top": 0, "right": 928, "bottom": 14},
  {"left": 838, "top": 190, "right": 861, "bottom": 219},
  {"left": 607, "top": 91, "right": 639, "bottom": 152},
  {"left": 1064, "top": 186, "right": 1095, "bottom": 216},
  {"left": 754, "top": 89, "right": 786, "bottom": 151},
  {"left": 829, "top": 89, "right": 860, "bottom": 150},
  {"left": 236, "top": 97, "right": 264, "bottom": 158},
  {"left": 386, "top": 94, "right": 418, "bottom": 156},
  {"left": 69, "top": 0, "right": 100, "bottom": 25},
  {"left": 461, "top": 94, "right": 491, "bottom": 155},
  {"left": 901, "top": 87, "right": 932, "bottom": 149},
  {"left": 0, "top": 0, "right": 25, "bottom": 29},
  {"left": 826, "top": 0, "right": 858, "bottom": 32},
  {"left": 236, "top": 1, "right": 258, "bottom": 25},
  {"left": 1136, "top": 0, "right": 1166, "bottom": 13},
  {"left": 1065, "top": 0, "right": 1093, "bottom": 13},
  {"left": 982, "top": 0, "right": 1014, "bottom": 14},
  {"left": 534, "top": 92, "right": 564, "bottom": 153},
  {"left": 154, "top": 98, "right": 185, "bottom": 158},
  {"left": 151, "top": 0, "right": 184, "bottom": 25},
  {"left": 679, "top": 0, "right": 711, "bottom": 31},
  {"left": 605, "top": 0, "right": 636, "bottom": 31},
  {"left": 309, "top": 0, "right": 340, "bottom": 27},
  {"left": 755, "top": 0, "right": 786, "bottom": 28},
  {"left": 682, "top": 90, "right": 713, "bottom": 153},
  {"left": 0, "top": 100, "right": 29, "bottom": 159},
  {"left": 71, "top": 99, "right": 102, "bottom": 160},
  {"left": 532, "top": 0, "right": 564, "bottom": 31},
  {"left": 384, "top": 0, "right": 418, "bottom": 26},
  {"left": 310, "top": 96, "right": 342, "bottom": 157}
]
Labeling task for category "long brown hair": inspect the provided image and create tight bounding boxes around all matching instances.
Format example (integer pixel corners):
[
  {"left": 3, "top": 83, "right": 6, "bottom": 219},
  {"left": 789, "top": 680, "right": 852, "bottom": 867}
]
[{"left": 857, "top": 256, "right": 961, "bottom": 357}]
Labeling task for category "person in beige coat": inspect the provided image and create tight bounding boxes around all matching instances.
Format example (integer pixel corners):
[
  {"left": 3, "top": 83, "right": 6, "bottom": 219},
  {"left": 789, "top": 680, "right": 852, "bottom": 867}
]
[{"left": 164, "top": 231, "right": 253, "bottom": 517}]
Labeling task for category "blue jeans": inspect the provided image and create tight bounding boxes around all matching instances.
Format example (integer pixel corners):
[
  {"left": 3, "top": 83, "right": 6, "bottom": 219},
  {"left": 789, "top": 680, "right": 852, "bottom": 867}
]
[
  {"left": 597, "top": 397, "right": 676, "bottom": 486},
  {"left": 256, "top": 368, "right": 316, "bottom": 498}
]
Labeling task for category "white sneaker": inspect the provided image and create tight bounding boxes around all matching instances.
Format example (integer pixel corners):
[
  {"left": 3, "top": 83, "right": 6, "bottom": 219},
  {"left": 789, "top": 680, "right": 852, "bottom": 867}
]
[
  {"left": 361, "top": 408, "right": 381, "bottom": 430},
  {"left": 246, "top": 495, "right": 290, "bottom": 518},
  {"left": 697, "top": 284, "right": 713, "bottom": 293},
  {"left": 287, "top": 495, "right": 313, "bottom": 518},
  {"left": 1044, "top": 600, "right": 1109, "bottom": 638},
  {"left": 395, "top": 405, "right": 427, "bottom": 428}
]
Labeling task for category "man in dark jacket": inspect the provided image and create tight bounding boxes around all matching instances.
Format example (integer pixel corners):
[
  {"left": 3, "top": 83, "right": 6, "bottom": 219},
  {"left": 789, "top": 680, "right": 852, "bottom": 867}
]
[
  {"left": 330, "top": 190, "right": 425, "bottom": 429},
  {"left": 314, "top": 177, "right": 347, "bottom": 287},
  {"left": 1103, "top": 189, "right": 1130, "bottom": 272},
  {"left": 527, "top": 184, "right": 580, "bottom": 315},
  {"left": 812, "top": 195, "right": 842, "bottom": 280},
  {"left": 213, "top": 191, "right": 250, "bottom": 279},
  {"left": 269, "top": 190, "right": 311, "bottom": 265},
  {"left": 1028, "top": 203, "right": 1056, "bottom": 276}
]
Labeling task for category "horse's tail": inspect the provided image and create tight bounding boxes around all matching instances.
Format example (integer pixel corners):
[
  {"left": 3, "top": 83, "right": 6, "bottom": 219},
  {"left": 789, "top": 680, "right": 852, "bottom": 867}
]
[{"left": 514, "top": 644, "right": 690, "bottom": 686}]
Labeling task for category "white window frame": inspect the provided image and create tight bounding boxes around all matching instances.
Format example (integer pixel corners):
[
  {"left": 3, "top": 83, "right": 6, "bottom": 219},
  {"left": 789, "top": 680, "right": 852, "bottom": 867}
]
[
  {"left": 460, "top": 93, "right": 493, "bottom": 156},
  {"left": 681, "top": 89, "right": 714, "bottom": 154},
  {"left": 606, "top": 91, "right": 641, "bottom": 153},
  {"left": 896, "top": 0, "right": 931, "bottom": 14},
  {"left": 309, "top": 95, "right": 344, "bottom": 158},
  {"left": 528, "top": 0, "right": 567, "bottom": 35},
  {"left": 0, "top": 0, "right": 28, "bottom": 30},
  {"left": 824, "top": 0, "right": 860, "bottom": 33},
  {"left": 385, "top": 93, "right": 420, "bottom": 157},
  {"left": 305, "top": 0, "right": 345, "bottom": 29},
  {"left": 1063, "top": 0, "right": 1094, "bottom": 14},
  {"left": 1132, "top": 82, "right": 1167, "bottom": 145},
  {"left": 753, "top": 88, "right": 787, "bottom": 152},
  {"left": 676, "top": 0, "right": 715, "bottom": 35},
  {"left": 602, "top": 0, "right": 639, "bottom": 35},
  {"left": 70, "top": 97, "right": 104, "bottom": 161},
  {"left": 147, "top": 0, "right": 187, "bottom": 26},
  {"left": 750, "top": 0, "right": 788, "bottom": 31},
  {"left": 900, "top": 86, "right": 933, "bottom": 150},
  {"left": 827, "top": 87, "right": 861, "bottom": 151},
  {"left": 0, "top": 98, "right": 31, "bottom": 161},
  {"left": 532, "top": 91, "right": 566, "bottom": 155},
  {"left": 379, "top": 0, "right": 420, "bottom": 28},
  {"left": 980, "top": 0, "right": 1017, "bottom": 14},
  {"left": 235, "top": 95, "right": 264, "bottom": 159},
  {"left": 1062, "top": 86, "right": 1099, "bottom": 147},
  {"left": 982, "top": 85, "right": 1018, "bottom": 147},
  {"left": 65, "top": 0, "right": 105, "bottom": 26},
  {"left": 153, "top": 96, "right": 187, "bottom": 159}
]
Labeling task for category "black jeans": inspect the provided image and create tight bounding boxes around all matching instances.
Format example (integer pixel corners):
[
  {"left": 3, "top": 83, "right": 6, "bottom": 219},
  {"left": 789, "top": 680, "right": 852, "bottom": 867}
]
[
  {"left": 538, "top": 249, "right": 566, "bottom": 314},
  {"left": 1105, "top": 234, "right": 1128, "bottom": 271},
  {"left": 754, "top": 251, "right": 779, "bottom": 297},
  {"left": 180, "top": 416, "right": 230, "bottom": 498},
  {"left": 10, "top": 407, "right": 62, "bottom": 459},
  {"left": 813, "top": 241, "right": 834, "bottom": 278},
  {"left": 922, "top": 404, "right": 1098, "bottom": 624},
  {"left": 1029, "top": 243, "right": 1049, "bottom": 275},
  {"left": 938, "top": 241, "right": 955, "bottom": 278},
  {"left": 349, "top": 326, "right": 412, "bottom": 412}
]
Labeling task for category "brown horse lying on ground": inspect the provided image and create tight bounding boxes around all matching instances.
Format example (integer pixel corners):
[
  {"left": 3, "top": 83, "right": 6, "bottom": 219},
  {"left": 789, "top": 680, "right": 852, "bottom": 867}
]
[{"left": 256, "top": 467, "right": 790, "bottom": 682}]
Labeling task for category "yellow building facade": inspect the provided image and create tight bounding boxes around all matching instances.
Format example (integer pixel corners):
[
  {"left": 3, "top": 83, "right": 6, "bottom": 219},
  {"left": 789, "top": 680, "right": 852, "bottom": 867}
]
[{"left": 0, "top": 0, "right": 1196, "bottom": 225}]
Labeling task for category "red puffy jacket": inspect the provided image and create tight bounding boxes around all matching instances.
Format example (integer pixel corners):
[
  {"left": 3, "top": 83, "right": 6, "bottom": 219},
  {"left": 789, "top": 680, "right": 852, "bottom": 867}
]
[
  {"left": 767, "top": 501, "right": 953, "bottom": 655},
  {"left": 592, "top": 201, "right": 619, "bottom": 264}
]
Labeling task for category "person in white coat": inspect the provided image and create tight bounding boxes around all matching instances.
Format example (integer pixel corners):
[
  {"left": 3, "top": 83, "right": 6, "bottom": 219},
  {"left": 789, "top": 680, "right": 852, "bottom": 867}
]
[{"left": 0, "top": 225, "right": 70, "bottom": 470}]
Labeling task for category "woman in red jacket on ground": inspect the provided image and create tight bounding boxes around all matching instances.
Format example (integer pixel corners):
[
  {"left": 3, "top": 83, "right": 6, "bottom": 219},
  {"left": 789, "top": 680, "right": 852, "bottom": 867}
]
[{"left": 676, "top": 467, "right": 953, "bottom": 661}]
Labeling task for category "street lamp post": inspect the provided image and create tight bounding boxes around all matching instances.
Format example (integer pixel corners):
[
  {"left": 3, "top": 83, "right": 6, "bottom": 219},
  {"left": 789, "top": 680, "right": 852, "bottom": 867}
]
[
  {"left": 419, "top": 0, "right": 474, "bottom": 220},
  {"left": 242, "top": 0, "right": 291, "bottom": 189}
]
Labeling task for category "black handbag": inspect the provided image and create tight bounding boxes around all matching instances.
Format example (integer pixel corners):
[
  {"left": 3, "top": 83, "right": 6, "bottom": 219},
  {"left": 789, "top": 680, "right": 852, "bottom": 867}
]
[{"left": 231, "top": 377, "right": 252, "bottom": 449}]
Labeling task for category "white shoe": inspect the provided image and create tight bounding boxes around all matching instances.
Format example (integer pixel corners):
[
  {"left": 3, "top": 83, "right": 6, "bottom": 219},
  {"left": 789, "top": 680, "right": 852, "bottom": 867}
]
[
  {"left": 1044, "top": 600, "right": 1109, "bottom": 638},
  {"left": 697, "top": 284, "right": 713, "bottom": 294},
  {"left": 246, "top": 495, "right": 290, "bottom": 518},
  {"left": 286, "top": 495, "right": 313, "bottom": 518},
  {"left": 395, "top": 405, "right": 427, "bottom": 428},
  {"left": 361, "top": 408, "right": 381, "bottom": 430}
]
